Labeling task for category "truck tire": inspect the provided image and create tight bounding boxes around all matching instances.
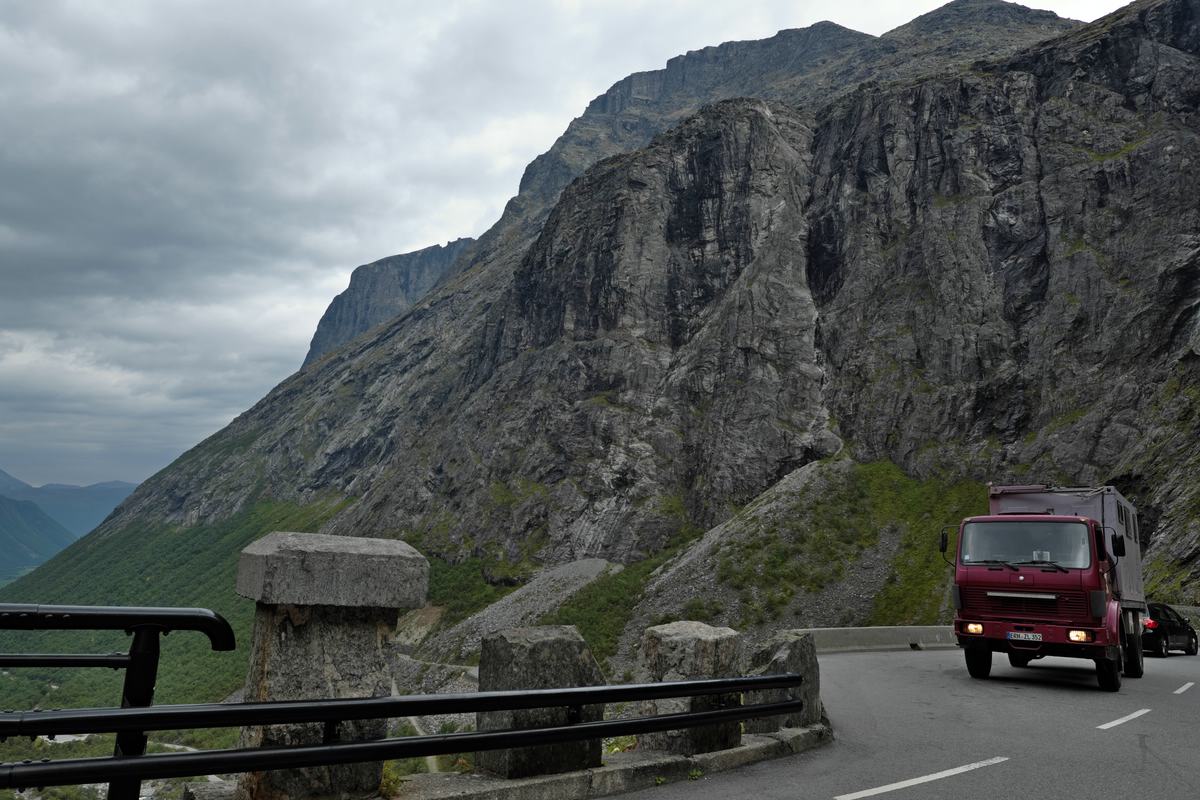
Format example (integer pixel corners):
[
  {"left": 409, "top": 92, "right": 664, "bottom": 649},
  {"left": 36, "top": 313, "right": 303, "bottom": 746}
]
[
  {"left": 1123, "top": 629, "right": 1144, "bottom": 678},
  {"left": 1187, "top": 634, "right": 1198, "bottom": 656},
  {"left": 965, "top": 648, "right": 991, "bottom": 679},
  {"left": 1096, "top": 656, "right": 1121, "bottom": 692},
  {"left": 1007, "top": 652, "right": 1031, "bottom": 668}
]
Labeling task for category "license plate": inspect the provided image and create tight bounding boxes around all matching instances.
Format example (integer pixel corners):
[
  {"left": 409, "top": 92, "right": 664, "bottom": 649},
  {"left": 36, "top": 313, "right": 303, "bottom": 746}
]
[{"left": 1007, "top": 632, "right": 1043, "bottom": 642}]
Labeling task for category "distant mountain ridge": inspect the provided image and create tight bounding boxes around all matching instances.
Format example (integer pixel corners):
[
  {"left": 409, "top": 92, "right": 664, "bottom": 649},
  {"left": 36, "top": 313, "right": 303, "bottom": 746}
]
[{"left": 0, "top": 467, "right": 136, "bottom": 538}]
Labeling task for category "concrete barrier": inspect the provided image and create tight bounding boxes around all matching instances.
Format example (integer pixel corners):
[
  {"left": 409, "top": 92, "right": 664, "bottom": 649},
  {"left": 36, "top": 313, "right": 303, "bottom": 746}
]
[{"left": 798, "top": 625, "right": 957, "bottom": 653}]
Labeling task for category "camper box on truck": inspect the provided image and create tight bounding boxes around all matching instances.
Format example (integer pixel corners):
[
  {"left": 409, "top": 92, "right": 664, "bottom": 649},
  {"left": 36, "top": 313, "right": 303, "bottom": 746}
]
[
  {"left": 945, "top": 484, "right": 1148, "bottom": 691},
  {"left": 988, "top": 484, "right": 1145, "bottom": 607}
]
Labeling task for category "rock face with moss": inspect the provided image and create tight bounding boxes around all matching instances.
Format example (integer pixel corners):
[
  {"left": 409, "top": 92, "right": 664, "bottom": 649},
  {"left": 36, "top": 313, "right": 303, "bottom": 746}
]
[{"left": 9, "top": 0, "right": 1200, "bottom": 705}]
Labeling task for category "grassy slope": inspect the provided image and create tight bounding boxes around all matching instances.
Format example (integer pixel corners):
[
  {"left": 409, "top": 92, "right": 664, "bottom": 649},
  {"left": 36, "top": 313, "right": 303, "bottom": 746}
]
[
  {"left": 0, "top": 498, "right": 347, "bottom": 714},
  {"left": 716, "top": 460, "right": 986, "bottom": 627}
]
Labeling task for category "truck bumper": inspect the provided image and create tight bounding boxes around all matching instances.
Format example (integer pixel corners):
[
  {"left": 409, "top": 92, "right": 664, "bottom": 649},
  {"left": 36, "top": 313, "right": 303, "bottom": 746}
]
[{"left": 954, "top": 619, "right": 1118, "bottom": 661}]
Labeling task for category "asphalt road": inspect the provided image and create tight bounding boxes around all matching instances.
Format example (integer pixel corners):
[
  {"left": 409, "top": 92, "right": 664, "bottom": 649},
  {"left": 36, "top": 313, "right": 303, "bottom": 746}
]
[{"left": 622, "top": 648, "right": 1200, "bottom": 799}]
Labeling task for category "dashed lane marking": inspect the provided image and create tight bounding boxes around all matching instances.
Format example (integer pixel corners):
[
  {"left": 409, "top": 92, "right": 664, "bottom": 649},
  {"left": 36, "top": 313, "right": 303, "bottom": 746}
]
[
  {"left": 1174, "top": 682, "right": 1194, "bottom": 695},
  {"left": 833, "top": 757, "right": 1010, "bottom": 800},
  {"left": 1096, "top": 708, "right": 1151, "bottom": 730}
]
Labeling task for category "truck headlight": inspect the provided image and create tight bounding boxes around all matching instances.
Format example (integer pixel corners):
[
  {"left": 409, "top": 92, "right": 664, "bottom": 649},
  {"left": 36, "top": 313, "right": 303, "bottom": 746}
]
[
  {"left": 1068, "top": 630, "right": 1094, "bottom": 643},
  {"left": 965, "top": 623, "right": 984, "bottom": 634}
]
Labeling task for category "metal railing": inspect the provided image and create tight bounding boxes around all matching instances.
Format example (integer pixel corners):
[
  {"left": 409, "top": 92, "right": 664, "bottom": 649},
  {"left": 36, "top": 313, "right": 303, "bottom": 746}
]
[
  {"left": 0, "top": 603, "right": 236, "bottom": 800},
  {"left": 0, "top": 604, "right": 804, "bottom": 797}
]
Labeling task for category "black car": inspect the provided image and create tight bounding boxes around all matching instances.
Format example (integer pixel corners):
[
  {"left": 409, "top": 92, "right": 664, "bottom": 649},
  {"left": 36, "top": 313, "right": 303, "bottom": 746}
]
[{"left": 1142, "top": 602, "right": 1198, "bottom": 657}]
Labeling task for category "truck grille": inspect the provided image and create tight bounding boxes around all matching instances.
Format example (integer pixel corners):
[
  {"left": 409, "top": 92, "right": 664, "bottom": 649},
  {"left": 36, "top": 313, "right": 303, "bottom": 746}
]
[{"left": 961, "top": 587, "right": 1090, "bottom": 621}]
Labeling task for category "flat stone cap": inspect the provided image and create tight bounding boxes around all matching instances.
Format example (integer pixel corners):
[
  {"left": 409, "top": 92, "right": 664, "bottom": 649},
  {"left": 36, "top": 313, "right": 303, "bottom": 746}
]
[
  {"left": 236, "top": 532, "right": 428, "bottom": 609},
  {"left": 646, "top": 620, "right": 739, "bottom": 642}
]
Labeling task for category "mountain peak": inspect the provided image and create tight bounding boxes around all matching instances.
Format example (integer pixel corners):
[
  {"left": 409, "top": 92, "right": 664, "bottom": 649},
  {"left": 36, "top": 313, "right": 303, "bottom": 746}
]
[
  {"left": 0, "top": 468, "right": 32, "bottom": 495},
  {"left": 883, "top": 0, "right": 1077, "bottom": 40}
]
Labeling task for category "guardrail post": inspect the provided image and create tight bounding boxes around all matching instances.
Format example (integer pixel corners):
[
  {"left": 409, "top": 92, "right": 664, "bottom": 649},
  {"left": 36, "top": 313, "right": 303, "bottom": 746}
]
[
  {"left": 638, "top": 621, "right": 741, "bottom": 755},
  {"left": 743, "top": 630, "right": 820, "bottom": 733},
  {"left": 232, "top": 532, "right": 428, "bottom": 800},
  {"left": 107, "top": 627, "right": 160, "bottom": 800},
  {"left": 475, "top": 626, "right": 605, "bottom": 778}
]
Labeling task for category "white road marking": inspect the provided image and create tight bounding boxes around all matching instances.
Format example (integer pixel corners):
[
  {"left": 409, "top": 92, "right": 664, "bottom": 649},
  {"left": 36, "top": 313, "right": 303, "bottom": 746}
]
[
  {"left": 1174, "top": 682, "right": 1194, "bottom": 695},
  {"left": 1096, "top": 708, "right": 1151, "bottom": 729},
  {"left": 833, "top": 757, "right": 1010, "bottom": 800}
]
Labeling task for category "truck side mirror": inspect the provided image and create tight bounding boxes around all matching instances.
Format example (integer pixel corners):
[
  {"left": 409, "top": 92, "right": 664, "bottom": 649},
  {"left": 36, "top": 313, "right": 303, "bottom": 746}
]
[
  {"left": 1110, "top": 532, "right": 1126, "bottom": 558},
  {"left": 939, "top": 530, "right": 948, "bottom": 553}
]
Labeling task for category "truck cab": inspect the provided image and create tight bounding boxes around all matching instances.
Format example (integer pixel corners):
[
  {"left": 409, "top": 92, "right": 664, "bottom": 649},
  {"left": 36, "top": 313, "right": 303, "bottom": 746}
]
[{"left": 943, "top": 485, "right": 1146, "bottom": 692}]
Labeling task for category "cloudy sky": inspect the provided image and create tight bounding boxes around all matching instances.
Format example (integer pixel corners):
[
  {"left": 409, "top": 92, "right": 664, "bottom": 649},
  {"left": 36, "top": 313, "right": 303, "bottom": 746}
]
[{"left": 0, "top": 0, "right": 1125, "bottom": 487}]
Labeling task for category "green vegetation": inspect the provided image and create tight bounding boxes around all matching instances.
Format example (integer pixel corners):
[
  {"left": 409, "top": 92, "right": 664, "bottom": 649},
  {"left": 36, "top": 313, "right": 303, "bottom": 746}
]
[
  {"left": 425, "top": 555, "right": 519, "bottom": 628},
  {"left": 542, "top": 494, "right": 704, "bottom": 670},
  {"left": 1143, "top": 558, "right": 1196, "bottom": 605},
  {"left": 716, "top": 461, "right": 984, "bottom": 626},
  {"left": 0, "top": 498, "right": 349, "bottom": 724},
  {"left": 0, "top": 734, "right": 204, "bottom": 800}
]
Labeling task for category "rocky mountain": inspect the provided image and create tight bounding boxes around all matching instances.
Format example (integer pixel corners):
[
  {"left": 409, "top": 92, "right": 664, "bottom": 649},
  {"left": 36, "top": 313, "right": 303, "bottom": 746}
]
[
  {"left": 0, "top": 495, "right": 74, "bottom": 582},
  {"left": 4, "top": 0, "right": 1199, "bottom": 704},
  {"left": 0, "top": 468, "right": 136, "bottom": 537},
  {"left": 302, "top": 0, "right": 1079, "bottom": 363},
  {"left": 303, "top": 237, "right": 475, "bottom": 366}
]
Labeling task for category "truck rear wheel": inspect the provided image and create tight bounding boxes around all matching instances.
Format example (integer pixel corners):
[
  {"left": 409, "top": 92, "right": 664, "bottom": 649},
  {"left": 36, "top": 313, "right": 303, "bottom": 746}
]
[
  {"left": 1007, "top": 652, "right": 1031, "bottom": 668},
  {"left": 1096, "top": 656, "right": 1121, "bottom": 692},
  {"left": 965, "top": 648, "right": 992, "bottom": 678},
  {"left": 1123, "top": 629, "right": 1144, "bottom": 678},
  {"left": 1187, "top": 634, "right": 1198, "bottom": 656}
]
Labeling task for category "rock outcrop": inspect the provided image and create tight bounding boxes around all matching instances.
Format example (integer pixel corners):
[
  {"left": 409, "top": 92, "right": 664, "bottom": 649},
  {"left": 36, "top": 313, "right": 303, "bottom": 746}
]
[
  {"left": 302, "top": 0, "right": 1079, "bottom": 367},
  {"left": 303, "top": 237, "right": 474, "bottom": 366}
]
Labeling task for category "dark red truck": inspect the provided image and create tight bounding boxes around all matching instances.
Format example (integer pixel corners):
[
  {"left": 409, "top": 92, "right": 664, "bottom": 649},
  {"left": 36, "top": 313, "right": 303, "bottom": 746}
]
[{"left": 941, "top": 484, "right": 1147, "bottom": 691}]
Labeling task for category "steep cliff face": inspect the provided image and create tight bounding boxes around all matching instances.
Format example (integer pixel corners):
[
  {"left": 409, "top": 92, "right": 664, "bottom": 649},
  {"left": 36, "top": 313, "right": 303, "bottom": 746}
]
[
  {"left": 19, "top": 0, "right": 1200, "bottom": 623},
  {"left": 303, "top": 237, "right": 474, "bottom": 366},
  {"left": 304, "top": 0, "right": 1079, "bottom": 362}
]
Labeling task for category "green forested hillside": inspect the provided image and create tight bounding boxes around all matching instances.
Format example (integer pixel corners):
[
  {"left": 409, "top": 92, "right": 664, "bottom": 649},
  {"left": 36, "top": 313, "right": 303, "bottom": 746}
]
[
  {"left": 0, "top": 498, "right": 347, "bottom": 714},
  {"left": 0, "top": 495, "right": 75, "bottom": 581}
]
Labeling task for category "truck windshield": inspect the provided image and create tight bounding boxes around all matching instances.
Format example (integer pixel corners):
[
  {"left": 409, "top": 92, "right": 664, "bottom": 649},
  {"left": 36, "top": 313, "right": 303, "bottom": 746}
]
[{"left": 960, "top": 521, "right": 1091, "bottom": 569}]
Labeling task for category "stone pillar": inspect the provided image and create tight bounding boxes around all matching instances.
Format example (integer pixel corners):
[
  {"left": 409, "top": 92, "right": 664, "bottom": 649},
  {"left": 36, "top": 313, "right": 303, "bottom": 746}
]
[
  {"left": 233, "top": 532, "right": 428, "bottom": 800},
  {"left": 475, "top": 626, "right": 605, "bottom": 778},
  {"left": 638, "top": 621, "right": 741, "bottom": 755},
  {"left": 743, "top": 630, "right": 821, "bottom": 733}
]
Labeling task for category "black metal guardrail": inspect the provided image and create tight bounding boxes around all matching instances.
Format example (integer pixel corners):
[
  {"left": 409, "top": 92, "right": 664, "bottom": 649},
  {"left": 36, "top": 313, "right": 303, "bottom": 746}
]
[
  {"left": 0, "top": 603, "right": 237, "bottom": 800},
  {"left": 0, "top": 604, "right": 804, "bottom": 798}
]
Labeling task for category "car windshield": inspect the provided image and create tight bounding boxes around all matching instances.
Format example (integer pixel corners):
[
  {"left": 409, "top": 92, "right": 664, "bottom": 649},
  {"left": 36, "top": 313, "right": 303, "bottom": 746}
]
[{"left": 960, "top": 521, "right": 1091, "bottom": 569}]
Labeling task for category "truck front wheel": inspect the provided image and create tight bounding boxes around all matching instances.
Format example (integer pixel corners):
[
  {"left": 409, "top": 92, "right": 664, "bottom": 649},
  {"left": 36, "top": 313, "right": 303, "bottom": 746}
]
[
  {"left": 1096, "top": 656, "right": 1122, "bottom": 692},
  {"left": 965, "top": 648, "right": 992, "bottom": 679}
]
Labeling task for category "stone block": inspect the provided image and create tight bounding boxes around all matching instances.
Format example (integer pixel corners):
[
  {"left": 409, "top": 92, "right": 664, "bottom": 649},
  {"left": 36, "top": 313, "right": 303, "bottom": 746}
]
[
  {"left": 743, "top": 629, "right": 821, "bottom": 733},
  {"left": 234, "top": 532, "right": 429, "bottom": 800},
  {"left": 236, "top": 531, "right": 428, "bottom": 609},
  {"left": 475, "top": 626, "right": 605, "bottom": 778},
  {"left": 638, "top": 621, "right": 741, "bottom": 755}
]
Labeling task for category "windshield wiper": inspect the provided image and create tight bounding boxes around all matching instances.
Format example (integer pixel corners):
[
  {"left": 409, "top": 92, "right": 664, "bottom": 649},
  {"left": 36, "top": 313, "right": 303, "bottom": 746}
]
[
  {"left": 1015, "top": 559, "right": 1069, "bottom": 573},
  {"left": 969, "top": 559, "right": 1019, "bottom": 572}
]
